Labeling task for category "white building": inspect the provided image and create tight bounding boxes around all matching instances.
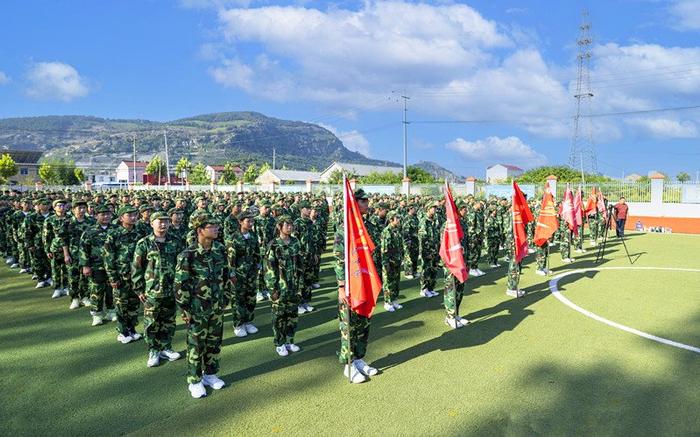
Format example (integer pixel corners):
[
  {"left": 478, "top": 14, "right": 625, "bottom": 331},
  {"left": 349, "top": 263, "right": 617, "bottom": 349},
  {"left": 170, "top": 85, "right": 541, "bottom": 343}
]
[
  {"left": 116, "top": 161, "right": 148, "bottom": 183},
  {"left": 486, "top": 164, "right": 523, "bottom": 183},
  {"left": 205, "top": 164, "right": 242, "bottom": 182},
  {"left": 256, "top": 169, "right": 321, "bottom": 185},
  {"left": 319, "top": 161, "right": 403, "bottom": 182}
]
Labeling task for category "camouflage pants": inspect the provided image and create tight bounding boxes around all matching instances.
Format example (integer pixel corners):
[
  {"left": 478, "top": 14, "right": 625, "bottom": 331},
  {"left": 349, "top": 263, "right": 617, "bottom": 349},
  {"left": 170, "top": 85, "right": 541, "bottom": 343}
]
[
  {"left": 31, "top": 248, "right": 50, "bottom": 279},
  {"left": 312, "top": 250, "right": 322, "bottom": 283},
  {"left": 576, "top": 225, "right": 584, "bottom": 249},
  {"left": 271, "top": 298, "right": 299, "bottom": 347},
  {"left": 49, "top": 252, "right": 68, "bottom": 288},
  {"left": 420, "top": 253, "right": 439, "bottom": 291},
  {"left": 143, "top": 296, "right": 176, "bottom": 351},
  {"left": 588, "top": 216, "right": 598, "bottom": 240},
  {"left": 486, "top": 231, "right": 500, "bottom": 264},
  {"left": 10, "top": 238, "right": 20, "bottom": 263},
  {"left": 299, "top": 256, "right": 314, "bottom": 304},
  {"left": 402, "top": 239, "right": 419, "bottom": 275},
  {"left": 114, "top": 278, "right": 140, "bottom": 335},
  {"left": 527, "top": 222, "right": 535, "bottom": 247},
  {"left": 560, "top": 230, "right": 572, "bottom": 260},
  {"left": 467, "top": 239, "right": 481, "bottom": 269},
  {"left": 257, "top": 256, "right": 267, "bottom": 292},
  {"left": 373, "top": 252, "right": 383, "bottom": 284},
  {"left": 232, "top": 270, "right": 258, "bottom": 327},
  {"left": 382, "top": 260, "right": 401, "bottom": 302},
  {"left": 337, "top": 299, "right": 371, "bottom": 364},
  {"left": 536, "top": 243, "right": 549, "bottom": 270},
  {"left": 186, "top": 310, "right": 223, "bottom": 384},
  {"left": 68, "top": 251, "right": 88, "bottom": 299},
  {"left": 89, "top": 269, "right": 113, "bottom": 313},
  {"left": 18, "top": 244, "right": 30, "bottom": 269},
  {"left": 443, "top": 268, "right": 465, "bottom": 318},
  {"left": 507, "top": 258, "right": 521, "bottom": 291}
]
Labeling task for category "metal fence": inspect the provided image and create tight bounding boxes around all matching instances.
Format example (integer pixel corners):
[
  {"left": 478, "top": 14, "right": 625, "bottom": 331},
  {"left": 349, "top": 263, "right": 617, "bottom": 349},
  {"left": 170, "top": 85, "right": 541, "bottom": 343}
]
[{"left": 664, "top": 181, "right": 700, "bottom": 204}]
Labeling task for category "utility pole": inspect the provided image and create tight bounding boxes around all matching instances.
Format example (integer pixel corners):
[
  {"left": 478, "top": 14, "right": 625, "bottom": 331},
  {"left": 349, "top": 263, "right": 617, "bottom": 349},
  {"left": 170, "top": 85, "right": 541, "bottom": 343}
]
[
  {"left": 272, "top": 147, "right": 276, "bottom": 170},
  {"left": 401, "top": 94, "right": 410, "bottom": 179},
  {"left": 568, "top": 10, "right": 598, "bottom": 174},
  {"left": 163, "top": 130, "right": 170, "bottom": 185},
  {"left": 132, "top": 137, "right": 137, "bottom": 185}
]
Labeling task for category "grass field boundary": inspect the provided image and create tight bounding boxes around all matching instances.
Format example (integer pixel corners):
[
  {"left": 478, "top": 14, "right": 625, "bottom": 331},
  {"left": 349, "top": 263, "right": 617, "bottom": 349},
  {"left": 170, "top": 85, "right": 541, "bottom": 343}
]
[{"left": 549, "top": 267, "right": 700, "bottom": 355}]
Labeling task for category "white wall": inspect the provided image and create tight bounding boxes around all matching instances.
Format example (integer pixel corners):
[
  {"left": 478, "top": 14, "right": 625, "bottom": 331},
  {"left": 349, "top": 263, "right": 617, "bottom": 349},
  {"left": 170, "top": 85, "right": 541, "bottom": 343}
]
[{"left": 627, "top": 202, "right": 700, "bottom": 218}]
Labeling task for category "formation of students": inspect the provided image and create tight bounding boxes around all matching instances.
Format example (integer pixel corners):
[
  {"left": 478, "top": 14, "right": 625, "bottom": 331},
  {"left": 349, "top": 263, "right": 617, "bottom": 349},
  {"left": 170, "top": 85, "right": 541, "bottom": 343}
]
[{"left": 0, "top": 187, "right": 608, "bottom": 396}]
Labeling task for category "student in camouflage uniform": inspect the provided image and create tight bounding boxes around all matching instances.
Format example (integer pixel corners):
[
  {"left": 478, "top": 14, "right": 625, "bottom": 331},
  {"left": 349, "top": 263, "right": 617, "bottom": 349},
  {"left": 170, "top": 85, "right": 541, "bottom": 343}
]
[
  {"left": 265, "top": 215, "right": 304, "bottom": 357},
  {"left": 418, "top": 202, "right": 440, "bottom": 298},
  {"left": 223, "top": 201, "right": 243, "bottom": 244},
  {"left": 587, "top": 208, "right": 599, "bottom": 246},
  {"left": 443, "top": 200, "right": 470, "bottom": 329},
  {"left": 175, "top": 213, "right": 230, "bottom": 398},
  {"left": 466, "top": 201, "right": 485, "bottom": 276},
  {"left": 558, "top": 211, "right": 574, "bottom": 264},
  {"left": 505, "top": 207, "right": 525, "bottom": 298},
  {"left": 134, "top": 212, "right": 185, "bottom": 368},
  {"left": 168, "top": 208, "right": 187, "bottom": 243},
  {"left": 44, "top": 199, "right": 70, "bottom": 298},
  {"left": 104, "top": 205, "right": 142, "bottom": 344},
  {"left": 292, "top": 201, "right": 315, "bottom": 313},
  {"left": 26, "top": 199, "right": 52, "bottom": 288},
  {"left": 63, "top": 200, "right": 93, "bottom": 309},
  {"left": 401, "top": 204, "right": 420, "bottom": 279},
  {"left": 12, "top": 199, "right": 32, "bottom": 271},
  {"left": 79, "top": 205, "right": 115, "bottom": 326},
  {"left": 485, "top": 201, "right": 501, "bottom": 268},
  {"left": 254, "top": 201, "right": 276, "bottom": 301},
  {"left": 333, "top": 189, "right": 379, "bottom": 384},
  {"left": 135, "top": 205, "right": 153, "bottom": 238},
  {"left": 309, "top": 205, "right": 325, "bottom": 289},
  {"left": 228, "top": 209, "right": 262, "bottom": 338},
  {"left": 380, "top": 211, "right": 403, "bottom": 311}
]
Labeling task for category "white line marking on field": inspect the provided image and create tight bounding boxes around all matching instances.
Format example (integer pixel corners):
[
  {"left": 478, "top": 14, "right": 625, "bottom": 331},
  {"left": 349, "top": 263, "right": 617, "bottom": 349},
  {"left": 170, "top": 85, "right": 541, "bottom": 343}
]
[{"left": 549, "top": 267, "right": 700, "bottom": 354}]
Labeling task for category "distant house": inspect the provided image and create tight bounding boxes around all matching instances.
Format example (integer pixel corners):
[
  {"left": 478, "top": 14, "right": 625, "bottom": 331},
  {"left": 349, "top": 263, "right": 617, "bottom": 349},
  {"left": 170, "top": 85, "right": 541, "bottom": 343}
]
[
  {"left": 116, "top": 161, "right": 148, "bottom": 183},
  {"left": 2, "top": 150, "right": 43, "bottom": 185},
  {"left": 256, "top": 169, "right": 321, "bottom": 185},
  {"left": 624, "top": 173, "right": 643, "bottom": 182},
  {"left": 486, "top": 164, "right": 523, "bottom": 183},
  {"left": 319, "top": 161, "right": 403, "bottom": 182},
  {"left": 205, "top": 164, "right": 243, "bottom": 182}
]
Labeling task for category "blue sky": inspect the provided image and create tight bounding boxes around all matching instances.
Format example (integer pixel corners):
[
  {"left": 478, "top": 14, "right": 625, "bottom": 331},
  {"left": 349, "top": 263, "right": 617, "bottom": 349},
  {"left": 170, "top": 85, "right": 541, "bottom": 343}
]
[{"left": 1, "top": 0, "right": 700, "bottom": 179}]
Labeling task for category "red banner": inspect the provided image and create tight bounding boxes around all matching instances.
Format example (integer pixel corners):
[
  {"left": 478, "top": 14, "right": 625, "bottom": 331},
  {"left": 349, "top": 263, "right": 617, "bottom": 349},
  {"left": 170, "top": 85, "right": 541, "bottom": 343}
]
[{"left": 439, "top": 181, "right": 468, "bottom": 283}]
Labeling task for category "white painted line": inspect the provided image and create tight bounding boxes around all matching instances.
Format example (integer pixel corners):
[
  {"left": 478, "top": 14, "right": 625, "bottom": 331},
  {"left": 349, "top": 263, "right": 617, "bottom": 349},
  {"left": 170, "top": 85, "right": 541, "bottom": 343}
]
[{"left": 549, "top": 267, "right": 700, "bottom": 355}]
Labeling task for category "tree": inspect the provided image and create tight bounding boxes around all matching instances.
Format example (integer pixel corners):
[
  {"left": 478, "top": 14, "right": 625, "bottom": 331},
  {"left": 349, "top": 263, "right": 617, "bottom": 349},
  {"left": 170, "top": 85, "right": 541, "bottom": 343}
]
[
  {"left": 0, "top": 154, "right": 18, "bottom": 183},
  {"left": 325, "top": 169, "right": 356, "bottom": 184},
  {"left": 188, "top": 162, "right": 210, "bottom": 185},
  {"left": 74, "top": 168, "right": 86, "bottom": 183},
  {"left": 676, "top": 171, "right": 691, "bottom": 182},
  {"left": 218, "top": 162, "right": 239, "bottom": 184},
  {"left": 175, "top": 157, "right": 192, "bottom": 178},
  {"left": 516, "top": 165, "right": 612, "bottom": 184},
  {"left": 243, "top": 163, "right": 259, "bottom": 183},
  {"left": 38, "top": 159, "right": 79, "bottom": 185},
  {"left": 407, "top": 166, "right": 437, "bottom": 183},
  {"left": 145, "top": 156, "right": 166, "bottom": 177},
  {"left": 360, "top": 171, "right": 402, "bottom": 184}
]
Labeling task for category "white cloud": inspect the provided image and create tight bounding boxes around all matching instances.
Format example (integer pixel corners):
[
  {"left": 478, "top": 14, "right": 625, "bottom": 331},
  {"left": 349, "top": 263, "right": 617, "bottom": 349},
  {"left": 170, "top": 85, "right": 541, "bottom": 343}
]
[
  {"left": 0, "top": 71, "right": 9, "bottom": 85},
  {"left": 625, "top": 117, "right": 698, "bottom": 138},
  {"left": 25, "top": 62, "right": 89, "bottom": 101},
  {"left": 670, "top": 0, "right": 700, "bottom": 30},
  {"left": 446, "top": 136, "right": 547, "bottom": 168},
  {"left": 319, "top": 123, "right": 371, "bottom": 157}
]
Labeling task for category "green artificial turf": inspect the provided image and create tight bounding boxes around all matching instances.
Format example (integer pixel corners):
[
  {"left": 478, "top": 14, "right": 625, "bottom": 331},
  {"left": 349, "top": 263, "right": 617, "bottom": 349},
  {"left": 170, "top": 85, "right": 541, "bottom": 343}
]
[{"left": 1, "top": 232, "right": 698, "bottom": 436}]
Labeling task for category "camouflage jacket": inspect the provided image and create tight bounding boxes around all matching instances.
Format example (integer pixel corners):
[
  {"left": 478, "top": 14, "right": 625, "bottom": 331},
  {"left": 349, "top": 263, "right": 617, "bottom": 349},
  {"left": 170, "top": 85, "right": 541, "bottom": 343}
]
[
  {"left": 254, "top": 214, "right": 276, "bottom": 254},
  {"left": 332, "top": 214, "right": 372, "bottom": 283},
  {"left": 79, "top": 223, "right": 114, "bottom": 270},
  {"left": 227, "top": 231, "right": 261, "bottom": 278},
  {"left": 62, "top": 216, "right": 95, "bottom": 256},
  {"left": 43, "top": 214, "right": 68, "bottom": 253},
  {"left": 25, "top": 212, "right": 50, "bottom": 249},
  {"left": 292, "top": 216, "right": 314, "bottom": 256},
  {"left": 418, "top": 215, "right": 440, "bottom": 258},
  {"left": 223, "top": 214, "right": 240, "bottom": 245},
  {"left": 175, "top": 240, "right": 232, "bottom": 316},
  {"left": 133, "top": 233, "right": 184, "bottom": 298},
  {"left": 380, "top": 224, "right": 403, "bottom": 265},
  {"left": 401, "top": 213, "right": 419, "bottom": 244},
  {"left": 103, "top": 225, "right": 143, "bottom": 284},
  {"left": 265, "top": 236, "right": 303, "bottom": 299}
]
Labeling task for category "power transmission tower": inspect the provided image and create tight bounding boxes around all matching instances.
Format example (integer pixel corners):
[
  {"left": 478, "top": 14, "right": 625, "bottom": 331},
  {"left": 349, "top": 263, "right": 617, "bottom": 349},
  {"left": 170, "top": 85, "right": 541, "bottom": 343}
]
[{"left": 568, "top": 10, "right": 598, "bottom": 175}]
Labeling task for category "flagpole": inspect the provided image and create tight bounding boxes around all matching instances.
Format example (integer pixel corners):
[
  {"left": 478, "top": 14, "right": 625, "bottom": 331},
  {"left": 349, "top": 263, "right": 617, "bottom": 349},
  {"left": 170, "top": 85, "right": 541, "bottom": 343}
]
[{"left": 343, "top": 174, "right": 352, "bottom": 383}]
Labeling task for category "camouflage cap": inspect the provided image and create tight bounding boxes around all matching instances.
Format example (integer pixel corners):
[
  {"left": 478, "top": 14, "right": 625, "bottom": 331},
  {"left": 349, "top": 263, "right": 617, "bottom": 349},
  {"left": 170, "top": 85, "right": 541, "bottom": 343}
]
[
  {"left": 52, "top": 199, "right": 68, "bottom": 208},
  {"left": 167, "top": 207, "right": 183, "bottom": 216},
  {"left": 297, "top": 200, "right": 311, "bottom": 209},
  {"left": 116, "top": 205, "right": 138, "bottom": 216},
  {"left": 237, "top": 209, "right": 258, "bottom": 221},
  {"left": 139, "top": 205, "right": 154, "bottom": 213},
  {"left": 72, "top": 199, "right": 88, "bottom": 208},
  {"left": 190, "top": 213, "right": 219, "bottom": 229},
  {"left": 354, "top": 188, "right": 368, "bottom": 200},
  {"left": 94, "top": 204, "right": 112, "bottom": 214},
  {"left": 276, "top": 214, "right": 293, "bottom": 225},
  {"left": 150, "top": 211, "right": 171, "bottom": 223},
  {"left": 386, "top": 210, "right": 399, "bottom": 221},
  {"left": 376, "top": 202, "right": 389, "bottom": 209}
]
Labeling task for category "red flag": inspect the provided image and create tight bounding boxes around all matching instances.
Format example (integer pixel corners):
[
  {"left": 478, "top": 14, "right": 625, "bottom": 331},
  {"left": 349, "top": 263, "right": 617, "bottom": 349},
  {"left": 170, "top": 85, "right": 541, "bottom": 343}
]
[
  {"left": 596, "top": 190, "right": 608, "bottom": 221},
  {"left": 512, "top": 181, "right": 534, "bottom": 263},
  {"left": 534, "top": 185, "right": 558, "bottom": 247},
  {"left": 585, "top": 187, "right": 597, "bottom": 215},
  {"left": 573, "top": 187, "right": 583, "bottom": 228},
  {"left": 342, "top": 177, "right": 382, "bottom": 318},
  {"left": 562, "top": 186, "right": 577, "bottom": 235},
  {"left": 439, "top": 181, "right": 468, "bottom": 283}
]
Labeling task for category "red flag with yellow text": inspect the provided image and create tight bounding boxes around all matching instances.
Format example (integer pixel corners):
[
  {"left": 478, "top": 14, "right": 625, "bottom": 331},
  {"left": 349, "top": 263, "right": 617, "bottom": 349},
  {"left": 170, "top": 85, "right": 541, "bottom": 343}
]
[
  {"left": 534, "top": 183, "right": 558, "bottom": 247},
  {"left": 439, "top": 181, "right": 468, "bottom": 283},
  {"left": 512, "top": 181, "right": 534, "bottom": 263},
  {"left": 342, "top": 177, "right": 382, "bottom": 318}
]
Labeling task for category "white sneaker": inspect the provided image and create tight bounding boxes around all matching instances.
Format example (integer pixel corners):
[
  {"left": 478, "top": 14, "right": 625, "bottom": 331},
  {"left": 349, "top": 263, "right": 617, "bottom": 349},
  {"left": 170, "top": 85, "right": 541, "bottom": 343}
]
[
  {"left": 31, "top": 275, "right": 38, "bottom": 280},
  {"left": 147, "top": 350, "right": 160, "bottom": 367},
  {"left": 297, "top": 305, "right": 307, "bottom": 314},
  {"left": 19, "top": 268, "right": 28, "bottom": 274},
  {"left": 105, "top": 309, "right": 117, "bottom": 322},
  {"left": 468, "top": 268, "right": 479, "bottom": 276},
  {"left": 256, "top": 292, "right": 265, "bottom": 302},
  {"left": 285, "top": 343, "right": 300, "bottom": 353},
  {"left": 244, "top": 323, "right": 258, "bottom": 334},
  {"left": 420, "top": 289, "right": 433, "bottom": 298},
  {"left": 505, "top": 289, "right": 519, "bottom": 298},
  {"left": 10, "top": 263, "right": 19, "bottom": 269},
  {"left": 276, "top": 345, "right": 289, "bottom": 356},
  {"left": 311, "top": 283, "right": 321, "bottom": 289},
  {"left": 445, "top": 317, "right": 463, "bottom": 329},
  {"left": 343, "top": 364, "right": 367, "bottom": 383},
  {"left": 528, "top": 248, "right": 536, "bottom": 254},
  {"left": 535, "top": 269, "right": 547, "bottom": 276},
  {"left": 188, "top": 382, "right": 207, "bottom": 398},
  {"left": 130, "top": 331, "right": 142, "bottom": 341},
  {"left": 117, "top": 333, "right": 133, "bottom": 344},
  {"left": 36, "top": 281, "right": 47, "bottom": 289},
  {"left": 46, "top": 278, "right": 53, "bottom": 286},
  {"left": 489, "top": 264, "right": 500, "bottom": 268},
  {"left": 5, "top": 257, "right": 12, "bottom": 264},
  {"left": 81, "top": 297, "right": 91, "bottom": 306},
  {"left": 69, "top": 298, "right": 80, "bottom": 310},
  {"left": 303, "top": 303, "right": 314, "bottom": 312},
  {"left": 202, "top": 374, "right": 226, "bottom": 390},
  {"left": 234, "top": 325, "right": 248, "bottom": 337},
  {"left": 517, "top": 290, "right": 526, "bottom": 298},
  {"left": 263, "top": 291, "right": 271, "bottom": 299},
  {"left": 476, "top": 269, "right": 486, "bottom": 276},
  {"left": 159, "top": 349, "right": 181, "bottom": 361},
  {"left": 562, "top": 258, "right": 572, "bottom": 264},
  {"left": 383, "top": 302, "right": 395, "bottom": 312},
  {"left": 354, "top": 359, "right": 378, "bottom": 376},
  {"left": 51, "top": 289, "right": 62, "bottom": 299},
  {"left": 414, "top": 272, "right": 422, "bottom": 278},
  {"left": 91, "top": 314, "right": 103, "bottom": 326},
  {"left": 458, "top": 316, "right": 470, "bottom": 326},
  {"left": 404, "top": 273, "right": 414, "bottom": 279},
  {"left": 392, "top": 301, "right": 403, "bottom": 310},
  {"left": 61, "top": 288, "right": 69, "bottom": 296}
]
